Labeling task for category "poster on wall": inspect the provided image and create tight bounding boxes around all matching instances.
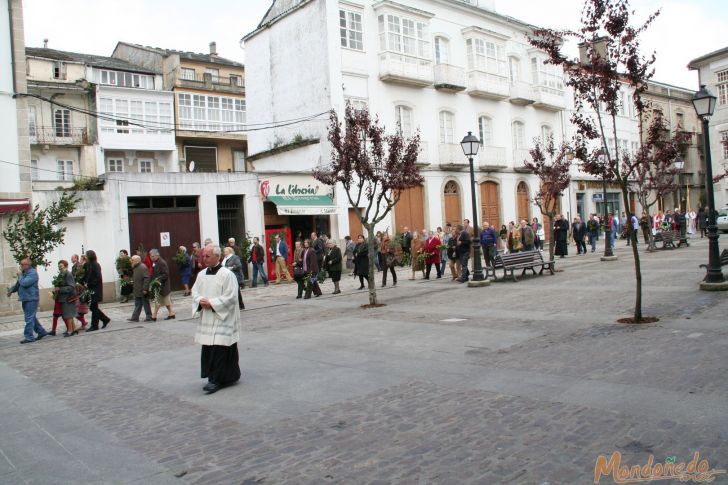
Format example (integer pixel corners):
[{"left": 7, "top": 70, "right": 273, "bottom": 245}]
[{"left": 160, "top": 232, "right": 171, "bottom": 247}]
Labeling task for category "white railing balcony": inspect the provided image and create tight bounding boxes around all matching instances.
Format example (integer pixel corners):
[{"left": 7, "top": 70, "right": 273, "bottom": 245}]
[
  {"left": 438, "top": 143, "right": 467, "bottom": 166},
  {"left": 532, "top": 85, "right": 566, "bottom": 111},
  {"left": 466, "top": 70, "right": 509, "bottom": 100},
  {"left": 512, "top": 148, "right": 532, "bottom": 169},
  {"left": 379, "top": 51, "right": 433, "bottom": 87},
  {"left": 417, "top": 140, "right": 430, "bottom": 163},
  {"left": 509, "top": 81, "right": 535, "bottom": 105},
  {"left": 478, "top": 146, "right": 507, "bottom": 168},
  {"left": 434, "top": 64, "right": 466, "bottom": 91}
]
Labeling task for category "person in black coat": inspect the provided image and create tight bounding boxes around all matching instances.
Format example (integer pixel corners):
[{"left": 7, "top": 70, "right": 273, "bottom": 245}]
[
  {"left": 302, "top": 239, "right": 322, "bottom": 299},
  {"left": 571, "top": 216, "right": 587, "bottom": 255},
  {"left": 354, "top": 235, "right": 369, "bottom": 290},
  {"left": 554, "top": 214, "right": 569, "bottom": 258},
  {"left": 456, "top": 224, "right": 471, "bottom": 283},
  {"left": 324, "top": 240, "right": 343, "bottom": 294},
  {"left": 84, "top": 249, "right": 110, "bottom": 331}
]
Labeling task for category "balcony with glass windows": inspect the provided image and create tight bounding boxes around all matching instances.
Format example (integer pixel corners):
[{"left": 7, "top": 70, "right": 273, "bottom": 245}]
[
  {"left": 466, "top": 71, "right": 509, "bottom": 100},
  {"left": 532, "top": 85, "right": 566, "bottom": 111},
  {"left": 509, "top": 81, "right": 535, "bottom": 105},
  {"left": 433, "top": 64, "right": 466, "bottom": 92},
  {"left": 30, "top": 127, "right": 89, "bottom": 146},
  {"left": 379, "top": 52, "right": 433, "bottom": 87},
  {"left": 512, "top": 147, "right": 532, "bottom": 171},
  {"left": 175, "top": 73, "right": 245, "bottom": 94},
  {"left": 478, "top": 145, "right": 507, "bottom": 169},
  {"left": 438, "top": 143, "right": 468, "bottom": 168}
]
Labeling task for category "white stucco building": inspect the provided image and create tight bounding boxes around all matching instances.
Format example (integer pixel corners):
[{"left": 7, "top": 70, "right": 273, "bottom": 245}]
[{"left": 243, "top": 0, "right": 570, "bottom": 240}]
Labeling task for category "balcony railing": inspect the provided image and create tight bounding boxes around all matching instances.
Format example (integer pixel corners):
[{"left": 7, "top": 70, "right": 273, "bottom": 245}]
[
  {"left": 30, "top": 127, "right": 88, "bottom": 146},
  {"left": 509, "top": 81, "right": 535, "bottom": 105},
  {"left": 177, "top": 73, "right": 245, "bottom": 91},
  {"left": 438, "top": 143, "right": 467, "bottom": 166},
  {"left": 512, "top": 147, "right": 532, "bottom": 169},
  {"left": 466, "top": 70, "right": 509, "bottom": 100},
  {"left": 532, "top": 85, "right": 566, "bottom": 111},
  {"left": 478, "top": 145, "right": 507, "bottom": 168},
  {"left": 379, "top": 51, "right": 433, "bottom": 87},
  {"left": 434, "top": 64, "right": 466, "bottom": 91}
]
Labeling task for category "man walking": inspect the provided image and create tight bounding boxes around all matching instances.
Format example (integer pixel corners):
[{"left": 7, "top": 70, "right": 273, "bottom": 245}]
[
  {"left": 520, "top": 220, "right": 535, "bottom": 252},
  {"left": 640, "top": 211, "right": 651, "bottom": 244},
  {"left": 587, "top": 214, "right": 600, "bottom": 253},
  {"left": 480, "top": 222, "right": 498, "bottom": 267},
  {"left": 128, "top": 255, "right": 152, "bottom": 322},
  {"left": 8, "top": 258, "right": 48, "bottom": 344},
  {"left": 456, "top": 224, "right": 471, "bottom": 283},
  {"left": 192, "top": 245, "right": 241, "bottom": 394},
  {"left": 269, "top": 234, "right": 293, "bottom": 284},
  {"left": 248, "top": 237, "right": 269, "bottom": 287},
  {"left": 311, "top": 232, "right": 325, "bottom": 268},
  {"left": 150, "top": 249, "right": 175, "bottom": 321},
  {"left": 572, "top": 216, "right": 587, "bottom": 254},
  {"left": 401, "top": 226, "right": 412, "bottom": 263}
]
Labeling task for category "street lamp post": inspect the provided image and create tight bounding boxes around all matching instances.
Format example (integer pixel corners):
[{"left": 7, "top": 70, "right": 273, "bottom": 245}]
[
  {"left": 460, "top": 132, "right": 488, "bottom": 286},
  {"left": 674, "top": 156, "right": 685, "bottom": 211},
  {"left": 598, "top": 150, "right": 615, "bottom": 259},
  {"left": 692, "top": 85, "right": 726, "bottom": 289}
]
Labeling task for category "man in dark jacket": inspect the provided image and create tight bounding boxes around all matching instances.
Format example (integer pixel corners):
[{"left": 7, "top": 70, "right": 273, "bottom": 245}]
[
  {"left": 128, "top": 255, "right": 152, "bottom": 322},
  {"left": 520, "top": 220, "right": 535, "bottom": 252},
  {"left": 572, "top": 216, "right": 587, "bottom": 254},
  {"left": 401, "top": 226, "right": 412, "bottom": 261},
  {"left": 248, "top": 237, "right": 268, "bottom": 287},
  {"left": 150, "top": 249, "right": 175, "bottom": 321},
  {"left": 456, "top": 224, "right": 471, "bottom": 283},
  {"left": 84, "top": 249, "right": 112, "bottom": 331},
  {"left": 480, "top": 222, "right": 498, "bottom": 267},
  {"left": 587, "top": 214, "right": 600, "bottom": 253},
  {"left": 674, "top": 209, "right": 687, "bottom": 240}
]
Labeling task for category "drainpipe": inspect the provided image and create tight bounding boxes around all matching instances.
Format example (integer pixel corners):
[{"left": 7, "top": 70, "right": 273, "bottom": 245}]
[{"left": 7, "top": 0, "right": 17, "bottom": 95}]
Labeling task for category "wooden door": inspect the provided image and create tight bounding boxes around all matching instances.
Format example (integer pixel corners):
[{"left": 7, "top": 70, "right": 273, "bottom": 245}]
[
  {"left": 517, "top": 182, "right": 530, "bottom": 223},
  {"left": 394, "top": 185, "right": 425, "bottom": 233},
  {"left": 443, "top": 181, "right": 462, "bottom": 227},
  {"left": 128, "top": 209, "right": 200, "bottom": 291},
  {"left": 348, "top": 208, "right": 365, "bottom": 239},
  {"left": 480, "top": 181, "right": 500, "bottom": 230}
]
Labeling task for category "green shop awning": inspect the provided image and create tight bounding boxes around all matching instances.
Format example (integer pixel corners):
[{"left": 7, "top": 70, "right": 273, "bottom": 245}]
[{"left": 267, "top": 195, "right": 337, "bottom": 215}]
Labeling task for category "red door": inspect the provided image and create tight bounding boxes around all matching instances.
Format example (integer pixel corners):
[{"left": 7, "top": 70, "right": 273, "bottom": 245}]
[{"left": 265, "top": 227, "right": 293, "bottom": 280}]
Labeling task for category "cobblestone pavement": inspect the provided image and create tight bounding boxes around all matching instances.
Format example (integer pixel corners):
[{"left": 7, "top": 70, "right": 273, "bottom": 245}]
[{"left": 1, "top": 238, "right": 727, "bottom": 484}]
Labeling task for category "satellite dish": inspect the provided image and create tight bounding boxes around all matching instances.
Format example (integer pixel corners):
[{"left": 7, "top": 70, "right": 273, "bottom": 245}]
[{"left": 189, "top": 161, "right": 196, "bottom": 172}]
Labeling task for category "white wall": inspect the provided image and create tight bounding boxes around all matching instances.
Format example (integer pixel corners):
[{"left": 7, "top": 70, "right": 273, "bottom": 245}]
[{"left": 0, "top": 0, "right": 20, "bottom": 194}]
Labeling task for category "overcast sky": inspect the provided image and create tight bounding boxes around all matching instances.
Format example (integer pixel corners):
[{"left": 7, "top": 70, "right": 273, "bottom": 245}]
[{"left": 23, "top": 0, "right": 727, "bottom": 89}]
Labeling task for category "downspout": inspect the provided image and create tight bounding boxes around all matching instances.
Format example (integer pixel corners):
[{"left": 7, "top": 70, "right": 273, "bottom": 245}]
[{"left": 7, "top": 0, "right": 17, "bottom": 95}]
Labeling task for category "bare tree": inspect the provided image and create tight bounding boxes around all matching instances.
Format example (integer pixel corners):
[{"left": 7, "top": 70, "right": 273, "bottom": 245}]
[
  {"left": 523, "top": 135, "right": 575, "bottom": 261},
  {"left": 313, "top": 106, "right": 423, "bottom": 306}
]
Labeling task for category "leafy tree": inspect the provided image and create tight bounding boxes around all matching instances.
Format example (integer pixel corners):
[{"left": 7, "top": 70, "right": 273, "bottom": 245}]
[
  {"left": 314, "top": 106, "right": 423, "bottom": 306},
  {"left": 2, "top": 191, "right": 80, "bottom": 268},
  {"left": 523, "top": 135, "right": 576, "bottom": 261},
  {"left": 529, "top": 0, "right": 676, "bottom": 322}
]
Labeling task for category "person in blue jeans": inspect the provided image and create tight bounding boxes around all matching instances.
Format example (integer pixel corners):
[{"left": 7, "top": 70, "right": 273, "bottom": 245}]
[
  {"left": 247, "top": 237, "right": 269, "bottom": 287},
  {"left": 7, "top": 258, "right": 48, "bottom": 344}
]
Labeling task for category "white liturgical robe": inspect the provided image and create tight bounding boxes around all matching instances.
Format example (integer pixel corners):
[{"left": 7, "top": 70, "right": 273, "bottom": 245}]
[{"left": 191, "top": 265, "right": 240, "bottom": 347}]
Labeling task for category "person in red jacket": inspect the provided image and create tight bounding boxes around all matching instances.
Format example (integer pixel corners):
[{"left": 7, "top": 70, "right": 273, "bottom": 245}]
[{"left": 423, "top": 230, "right": 442, "bottom": 279}]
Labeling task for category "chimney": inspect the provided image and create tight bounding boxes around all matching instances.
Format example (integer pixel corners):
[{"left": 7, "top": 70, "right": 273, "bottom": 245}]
[
  {"left": 43, "top": 38, "right": 48, "bottom": 48},
  {"left": 209, "top": 41, "right": 217, "bottom": 56}
]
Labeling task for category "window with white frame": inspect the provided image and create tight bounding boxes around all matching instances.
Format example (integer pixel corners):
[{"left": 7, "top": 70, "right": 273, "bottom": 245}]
[
  {"left": 531, "top": 56, "right": 563, "bottom": 90},
  {"left": 512, "top": 121, "right": 525, "bottom": 149},
  {"left": 434, "top": 36, "right": 449, "bottom": 64},
  {"left": 54, "top": 109, "right": 71, "bottom": 137},
  {"left": 395, "top": 105, "right": 413, "bottom": 137},
  {"left": 466, "top": 38, "right": 506, "bottom": 76},
  {"left": 675, "top": 112, "right": 684, "bottom": 130},
  {"left": 478, "top": 116, "right": 493, "bottom": 146},
  {"left": 619, "top": 91, "right": 628, "bottom": 116},
  {"left": 177, "top": 93, "right": 245, "bottom": 131},
  {"left": 53, "top": 61, "right": 66, "bottom": 80},
  {"left": 98, "top": 69, "right": 154, "bottom": 89},
  {"left": 30, "top": 159, "right": 38, "bottom": 180},
  {"left": 139, "top": 160, "right": 152, "bottom": 173},
  {"left": 204, "top": 68, "right": 219, "bottom": 82},
  {"left": 56, "top": 160, "right": 73, "bottom": 181},
  {"left": 439, "top": 111, "right": 454, "bottom": 144},
  {"left": 717, "top": 70, "right": 728, "bottom": 105},
  {"left": 99, "top": 97, "right": 172, "bottom": 135},
  {"left": 631, "top": 141, "right": 640, "bottom": 154},
  {"left": 345, "top": 96, "right": 368, "bottom": 113},
  {"left": 721, "top": 131, "right": 728, "bottom": 160},
  {"left": 509, "top": 57, "right": 520, "bottom": 83},
  {"left": 229, "top": 74, "right": 242, "bottom": 86},
  {"left": 107, "top": 159, "right": 123, "bottom": 172},
  {"left": 340, "top": 9, "right": 364, "bottom": 50},
  {"left": 28, "top": 106, "right": 37, "bottom": 137},
  {"left": 233, "top": 150, "right": 246, "bottom": 172},
  {"left": 181, "top": 68, "right": 196, "bottom": 80},
  {"left": 540, "top": 124, "right": 553, "bottom": 141},
  {"left": 378, "top": 13, "right": 429, "bottom": 59}
]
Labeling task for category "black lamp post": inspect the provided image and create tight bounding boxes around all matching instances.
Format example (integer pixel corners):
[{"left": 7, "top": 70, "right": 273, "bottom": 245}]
[
  {"left": 461, "top": 131, "right": 485, "bottom": 283},
  {"left": 674, "top": 156, "right": 685, "bottom": 211},
  {"left": 692, "top": 85, "right": 726, "bottom": 287},
  {"left": 598, "top": 149, "right": 615, "bottom": 258}
]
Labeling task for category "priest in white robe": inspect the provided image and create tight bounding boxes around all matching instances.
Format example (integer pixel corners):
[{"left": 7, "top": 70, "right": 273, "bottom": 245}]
[{"left": 191, "top": 244, "right": 241, "bottom": 394}]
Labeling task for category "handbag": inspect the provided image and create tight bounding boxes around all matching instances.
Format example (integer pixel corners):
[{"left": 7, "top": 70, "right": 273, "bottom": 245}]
[{"left": 293, "top": 263, "right": 305, "bottom": 280}]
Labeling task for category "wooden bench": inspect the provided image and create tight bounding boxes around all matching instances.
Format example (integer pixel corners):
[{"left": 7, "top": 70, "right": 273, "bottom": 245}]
[
  {"left": 654, "top": 230, "right": 689, "bottom": 249},
  {"left": 485, "top": 250, "right": 555, "bottom": 282},
  {"left": 700, "top": 249, "right": 728, "bottom": 271}
]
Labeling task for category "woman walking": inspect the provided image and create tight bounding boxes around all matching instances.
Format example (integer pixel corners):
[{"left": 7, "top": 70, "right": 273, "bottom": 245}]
[
  {"left": 410, "top": 231, "right": 424, "bottom": 280},
  {"left": 354, "top": 235, "right": 369, "bottom": 289},
  {"left": 324, "top": 240, "right": 342, "bottom": 294},
  {"left": 303, "top": 239, "right": 322, "bottom": 299},
  {"left": 177, "top": 246, "right": 193, "bottom": 296},
  {"left": 223, "top": 246, "right": 245, "bottom": 309},
  {"left": 84, "top": 250, "right": 110, "bottom": 331},
  {"left": 51, "top": 260, "right": 78, "bottom": 337},
  {"left": 447, "top": 226, "right": 460, "bottom": 281}
]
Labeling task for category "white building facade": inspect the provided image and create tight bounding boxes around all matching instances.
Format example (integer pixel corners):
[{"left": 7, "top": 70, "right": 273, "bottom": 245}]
[{"left": 243, "top": 0, "right": 569, "bottom": 240}]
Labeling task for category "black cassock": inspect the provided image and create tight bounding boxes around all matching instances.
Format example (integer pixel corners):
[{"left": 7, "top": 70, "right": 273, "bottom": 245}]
[{"left": 554, "top": 220, "right": 569, "bottom": 256}]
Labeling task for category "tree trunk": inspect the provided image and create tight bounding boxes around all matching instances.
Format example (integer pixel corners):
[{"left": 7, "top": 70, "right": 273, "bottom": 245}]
[
  {"left": 622, "top": 189, "right": 643, "bottom": 321},
  {"left": 366, "top": 225, "right": 378, "bottom": 306},
  {"left": 547, "top": 213, "right": 556, "bottom": 262}
]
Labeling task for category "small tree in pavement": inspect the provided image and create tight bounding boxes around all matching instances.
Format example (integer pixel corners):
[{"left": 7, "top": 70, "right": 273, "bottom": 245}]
[{"left": 314, "top": 106, "right": 423, "bottom": 306}]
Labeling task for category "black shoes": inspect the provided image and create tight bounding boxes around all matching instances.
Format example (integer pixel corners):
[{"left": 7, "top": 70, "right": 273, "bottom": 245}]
[
  {"left": 20, "top": 339, "right": 33, "bottom": 344},
  {"left": 203, "top": 382, "right": 221, "bottom": 394},
  {"left": 143, "top": 317, "right": 154, "bottom": 322},
  {"left": 102, "top": 319, "right": 111, "bottom": 329},
  {"left": 86, "top": 326, "right": 99, "bottom": 332},
  {"left": 358, "top": 285, "right": 364, "bottom": 290},
  {"left": 127, "top": 318, "right": 140, "bottom": 322},
  {"left": 62, "top": 330, "right": 79, "bottom": 337},
  {"left": 296, "top": 295, "right": 302, "bottom": 299},
  {"left": 48, "top": 331, "right": 56, "bottom": 336},
  {"left": 164, "top": 315, "right": 176, "bottom": 320}
]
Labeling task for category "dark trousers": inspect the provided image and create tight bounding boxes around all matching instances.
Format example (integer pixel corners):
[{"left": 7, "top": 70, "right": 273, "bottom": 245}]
[
  {"left": 89, "top": 301, "right": 109, "bottom": 328},
  {"left": 130, "top": 296, "right": 152, "bottom": 320},
  {"left": 382, "top": 264, "right": 397, "bottom": 285},
  {"left": 483, "top": 244, "right": 495, "bottom": 267},
  {"left": 425, "top": 263, "right": 441, "bottom": 279},
  {"left": 296, "top": 279, "right": 304, "bottom": 298},
  {"left": 574, "top": 238, "right": 587, "bottom": 253},
  {"left": 304, "top": 281, "right": 321, "bottom": 299},
  {"left": 641, "top": 227, "right": 650, "bottom": 244},
  {"left": 459, "top": 253, "right": 470, "bottom": 281}
]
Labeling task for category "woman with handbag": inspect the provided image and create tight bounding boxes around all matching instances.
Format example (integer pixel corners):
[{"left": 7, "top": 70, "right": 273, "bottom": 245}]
[
  {"left": 302, "top": 239, "right": 322, "bottom": 299},
  {"left": 324, "top": 240, "right": 342, "bottom": 294},
  {"left": 53, "top": 260, "right": 78, "bottom": 337},
  {"left": 353, "top": 235, "right": 369, "bottom": 290}
]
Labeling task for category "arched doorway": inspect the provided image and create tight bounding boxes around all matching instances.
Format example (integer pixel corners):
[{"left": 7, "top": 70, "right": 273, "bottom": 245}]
[
  {"left": 480, "top": 181, "right": 500, "bottom": 230},
  {"left": 516, "top": 181, "right": 530, "bottom": 223},
  {"left": 443, "top": 181, "right": 462, "bottom": 226},
  {"left": 394, "top": 185, "right": 425, "bottom": 233}
]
